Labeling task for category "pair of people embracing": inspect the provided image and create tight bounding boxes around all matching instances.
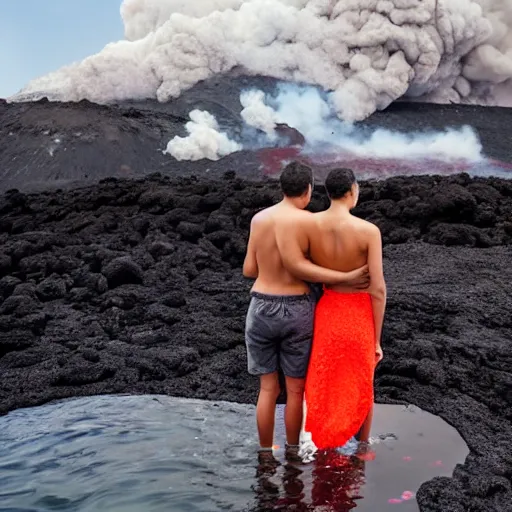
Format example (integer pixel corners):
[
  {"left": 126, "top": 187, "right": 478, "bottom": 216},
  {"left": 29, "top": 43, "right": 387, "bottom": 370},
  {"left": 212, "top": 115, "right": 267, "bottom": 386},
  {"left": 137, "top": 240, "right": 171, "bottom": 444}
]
[{"left": 242, "top": 162, "right": 386, "bottom": 461}]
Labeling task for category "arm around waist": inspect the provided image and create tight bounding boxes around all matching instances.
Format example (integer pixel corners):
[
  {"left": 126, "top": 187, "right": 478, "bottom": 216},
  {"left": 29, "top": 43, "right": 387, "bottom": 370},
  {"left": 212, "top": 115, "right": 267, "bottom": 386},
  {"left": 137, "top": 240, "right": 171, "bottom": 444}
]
[{"left": 276, "top": 216, "right": 369, "bottom": 285}]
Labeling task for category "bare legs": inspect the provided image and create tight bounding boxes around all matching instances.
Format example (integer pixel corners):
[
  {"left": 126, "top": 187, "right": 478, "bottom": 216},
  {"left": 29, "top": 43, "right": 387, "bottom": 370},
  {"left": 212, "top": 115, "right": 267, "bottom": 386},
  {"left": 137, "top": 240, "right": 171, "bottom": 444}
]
[
  {"left": 355, "top": 403, "right": 376, "bottom": 461},
  {"left": 256, "top": 372, "right": 280, "bottom": 449},
  {"left": 256, "top": 373, "right": 306, "bottom": 451},
  {"left": 356, "top": 403, "right": 374, "bottom": 443},
  {"left": 284, "top": 376, "right": 305, "bottom": 446}
]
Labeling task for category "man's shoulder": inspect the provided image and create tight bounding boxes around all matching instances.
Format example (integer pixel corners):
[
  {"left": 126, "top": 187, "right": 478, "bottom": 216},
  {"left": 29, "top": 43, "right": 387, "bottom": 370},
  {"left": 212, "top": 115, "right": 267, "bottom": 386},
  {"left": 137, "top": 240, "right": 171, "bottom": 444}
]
[
  {"left": 293, "top": 209, "right": 314, "bottom": 219},
  {"left": 251, "top": 206, "right": 274, "bottom": 224},
  {"left": 278, "top": 207, "right": 313, "bottom": 224}
]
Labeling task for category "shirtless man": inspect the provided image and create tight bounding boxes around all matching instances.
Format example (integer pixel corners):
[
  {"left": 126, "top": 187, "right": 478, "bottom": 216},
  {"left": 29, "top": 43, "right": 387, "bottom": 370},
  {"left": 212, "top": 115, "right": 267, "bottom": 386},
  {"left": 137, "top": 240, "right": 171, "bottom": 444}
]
[
  {"left": 277, "top": 167, "right": 386, "bottom": 448},
  {"left": 242, "top": 161, "right": 370, "bottom": 459}
]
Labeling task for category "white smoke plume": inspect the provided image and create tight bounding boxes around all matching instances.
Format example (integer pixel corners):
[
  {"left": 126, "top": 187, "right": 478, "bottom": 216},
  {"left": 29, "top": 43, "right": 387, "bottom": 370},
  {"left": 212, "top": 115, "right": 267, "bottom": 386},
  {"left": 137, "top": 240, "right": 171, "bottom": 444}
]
[
  {"left": 163, "top": 109, "right": 241, "bottom": 161},
  {"left": 166, "top": 83, "right": 483, "bottom": 162},
  {"left": 10, "top": 0, "right": 512, "bottom": 122},
  {"left": 240, "top": 89, "right": 279, "bottom": 140},
  {"left": 240, "top": 84, "right": 484, "bottom": 161}
]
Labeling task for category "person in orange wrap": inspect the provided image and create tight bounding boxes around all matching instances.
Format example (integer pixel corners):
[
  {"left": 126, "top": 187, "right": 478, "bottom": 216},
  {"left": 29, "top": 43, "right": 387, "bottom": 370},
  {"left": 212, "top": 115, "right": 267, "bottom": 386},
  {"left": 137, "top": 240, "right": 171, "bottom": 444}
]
[
  {"left": 277, "top": 168, "right": 386, "bottom": 451},
  {"left": 242, "top": 162, "right": 371, "bottom": 462}
]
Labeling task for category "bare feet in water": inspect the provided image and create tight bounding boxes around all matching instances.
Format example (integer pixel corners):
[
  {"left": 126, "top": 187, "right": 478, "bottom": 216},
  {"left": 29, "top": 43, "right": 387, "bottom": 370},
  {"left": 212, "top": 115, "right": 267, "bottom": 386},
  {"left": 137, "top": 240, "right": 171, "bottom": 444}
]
[{"left": 355, "top": 441, "right": 376, "bottom": 461}]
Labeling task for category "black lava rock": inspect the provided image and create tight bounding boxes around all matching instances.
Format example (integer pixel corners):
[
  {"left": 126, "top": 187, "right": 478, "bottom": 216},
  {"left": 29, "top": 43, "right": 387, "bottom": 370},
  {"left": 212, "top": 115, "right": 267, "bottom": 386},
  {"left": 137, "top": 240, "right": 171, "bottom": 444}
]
[
  {"left": 102, "top": 258, "right": 144, "bottom": 288},
  {"left": 0, "top": 172, "right": 511, "bottom": 512}
]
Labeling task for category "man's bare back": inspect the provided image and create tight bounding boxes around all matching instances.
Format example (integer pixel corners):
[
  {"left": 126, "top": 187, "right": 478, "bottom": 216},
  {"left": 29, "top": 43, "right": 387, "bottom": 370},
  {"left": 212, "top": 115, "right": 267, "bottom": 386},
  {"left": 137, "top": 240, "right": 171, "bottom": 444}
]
[{"left": 246, "top": 204, "right": 311, "bottom": 295}]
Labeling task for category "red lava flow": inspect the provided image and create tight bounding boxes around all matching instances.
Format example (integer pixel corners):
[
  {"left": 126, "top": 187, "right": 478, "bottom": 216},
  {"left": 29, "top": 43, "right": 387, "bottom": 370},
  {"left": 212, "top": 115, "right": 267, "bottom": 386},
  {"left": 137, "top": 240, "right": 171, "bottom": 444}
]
[{"left": 257, "top": 146, "right": 512, "bottom": 180}]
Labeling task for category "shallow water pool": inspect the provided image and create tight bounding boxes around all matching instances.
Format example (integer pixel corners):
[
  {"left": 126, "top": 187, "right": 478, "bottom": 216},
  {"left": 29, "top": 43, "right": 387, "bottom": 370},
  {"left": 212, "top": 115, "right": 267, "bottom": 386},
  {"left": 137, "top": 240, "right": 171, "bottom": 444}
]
[{"left": 0, "top": 396, "right": 468, "bottom": 511}]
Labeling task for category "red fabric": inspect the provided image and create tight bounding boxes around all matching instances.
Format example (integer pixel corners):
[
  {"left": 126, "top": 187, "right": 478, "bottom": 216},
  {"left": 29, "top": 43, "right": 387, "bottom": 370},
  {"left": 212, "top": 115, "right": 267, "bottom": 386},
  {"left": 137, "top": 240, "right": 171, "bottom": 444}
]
[{"left": 304, "top": 290, "right": 375, "bottom": 449}]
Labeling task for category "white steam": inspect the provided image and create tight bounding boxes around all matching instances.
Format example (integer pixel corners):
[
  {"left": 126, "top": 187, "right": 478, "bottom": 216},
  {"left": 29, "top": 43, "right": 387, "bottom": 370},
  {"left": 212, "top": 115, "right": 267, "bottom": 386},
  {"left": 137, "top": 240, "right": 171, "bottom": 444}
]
[
  {"left": 10, "top": 0, "right": 512, "bottom": 121},
  {"left": 163, "top": 109, "right": 241, "bottom": 161},
  {"left": 242, "top": 84, "right": 484, "bottom": 161},
  {"left": 168, "top": 83, "right": 484, "bottom": 162},
  {"left": 240, "top": 89, "right": 279, "bottom": 140},
  {"left": 339, "top": 126, "right": 482, "bottom": 162}
]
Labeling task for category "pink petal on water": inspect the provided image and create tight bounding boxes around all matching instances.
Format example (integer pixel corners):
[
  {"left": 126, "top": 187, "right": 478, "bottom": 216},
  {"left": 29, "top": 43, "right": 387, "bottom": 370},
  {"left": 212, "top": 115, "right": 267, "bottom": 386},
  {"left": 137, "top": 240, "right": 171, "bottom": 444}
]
[
  {"left": 401, "top": 491, "right": 415, "bottom": 500},
  {"left": 388, "top": 498, "right": 403, "bottom": 504},
  {"left": 402, "top": 456, "right": 412, "bottom": 462}
]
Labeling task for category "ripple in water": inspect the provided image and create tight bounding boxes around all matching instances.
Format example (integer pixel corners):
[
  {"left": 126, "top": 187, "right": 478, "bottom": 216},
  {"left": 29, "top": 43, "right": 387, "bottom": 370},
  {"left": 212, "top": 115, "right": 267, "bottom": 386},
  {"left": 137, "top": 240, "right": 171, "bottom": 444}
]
[{"left": 0, "top": 396, "right": 468, "bottom": 511}]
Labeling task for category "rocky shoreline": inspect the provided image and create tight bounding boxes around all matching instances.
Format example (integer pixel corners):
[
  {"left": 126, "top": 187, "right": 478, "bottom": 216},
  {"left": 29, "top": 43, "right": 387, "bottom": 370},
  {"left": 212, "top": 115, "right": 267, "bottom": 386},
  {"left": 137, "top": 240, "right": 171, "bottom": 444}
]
[{"left": 0, "top": 172, "right": 511, "bottom": 511}]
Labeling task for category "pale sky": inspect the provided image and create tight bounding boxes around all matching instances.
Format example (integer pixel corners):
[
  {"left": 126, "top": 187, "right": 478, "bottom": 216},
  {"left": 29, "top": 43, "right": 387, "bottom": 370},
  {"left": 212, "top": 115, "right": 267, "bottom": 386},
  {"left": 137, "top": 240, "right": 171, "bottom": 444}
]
[{"left": 0, "top": 0, "right": 123, "bottom": 98}]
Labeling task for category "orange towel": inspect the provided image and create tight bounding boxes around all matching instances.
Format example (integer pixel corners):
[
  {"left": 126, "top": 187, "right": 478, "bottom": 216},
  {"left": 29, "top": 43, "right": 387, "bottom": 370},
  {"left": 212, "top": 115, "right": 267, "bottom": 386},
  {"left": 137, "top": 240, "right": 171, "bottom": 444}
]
[{"left": 304, "top": 290, "right": 376, "bottom": 449}]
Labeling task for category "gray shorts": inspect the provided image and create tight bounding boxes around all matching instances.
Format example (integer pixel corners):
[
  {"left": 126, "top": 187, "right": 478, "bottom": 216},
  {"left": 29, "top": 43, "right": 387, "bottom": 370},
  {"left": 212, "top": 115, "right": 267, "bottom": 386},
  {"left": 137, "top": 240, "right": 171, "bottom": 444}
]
[{"left": 245, "top": 291, "right": 315, "bottom": 379}]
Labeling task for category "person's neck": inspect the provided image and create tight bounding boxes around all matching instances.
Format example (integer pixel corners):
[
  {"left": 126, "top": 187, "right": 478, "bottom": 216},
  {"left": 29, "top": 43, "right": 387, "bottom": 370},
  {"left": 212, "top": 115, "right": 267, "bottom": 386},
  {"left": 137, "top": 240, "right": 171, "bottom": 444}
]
[
  {"left": 328, "top": 199, "right": 351, "bottom": 215},
  {"left": 281, "top": 196, "right": 304, "bottom": 209}
]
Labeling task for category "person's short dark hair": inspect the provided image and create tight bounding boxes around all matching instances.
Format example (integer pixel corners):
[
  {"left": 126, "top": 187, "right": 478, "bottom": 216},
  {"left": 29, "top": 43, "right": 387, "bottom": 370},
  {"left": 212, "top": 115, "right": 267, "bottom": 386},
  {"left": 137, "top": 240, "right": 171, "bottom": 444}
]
[
  {"left": 279, "top": 161, "right": 313, "bottom": 197},
  {"left": 325, "top": 168, "right": 356, "bottom": 199}
]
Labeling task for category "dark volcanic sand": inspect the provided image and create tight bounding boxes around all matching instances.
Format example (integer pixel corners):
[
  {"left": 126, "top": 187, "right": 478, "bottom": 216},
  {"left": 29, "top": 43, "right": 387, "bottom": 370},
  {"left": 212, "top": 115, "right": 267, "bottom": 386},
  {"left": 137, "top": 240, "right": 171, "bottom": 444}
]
[{"left": 0, "top": 171, "right": 511, "bottom": 511}]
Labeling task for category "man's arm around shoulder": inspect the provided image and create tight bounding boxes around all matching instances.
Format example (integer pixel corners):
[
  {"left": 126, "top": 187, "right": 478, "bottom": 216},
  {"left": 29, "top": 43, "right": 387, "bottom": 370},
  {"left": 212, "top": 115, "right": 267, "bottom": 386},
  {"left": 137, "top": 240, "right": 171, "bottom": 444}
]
[{"left": 276, "top": 212, "right": 369, "bottom": 286}]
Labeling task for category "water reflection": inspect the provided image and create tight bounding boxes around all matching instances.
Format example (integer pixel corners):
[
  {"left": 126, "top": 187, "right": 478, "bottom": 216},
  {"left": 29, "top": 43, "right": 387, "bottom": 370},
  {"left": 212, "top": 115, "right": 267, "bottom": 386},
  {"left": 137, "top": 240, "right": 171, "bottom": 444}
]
[
  {"left": 0, "top": 396, "right": 468, "bottom": 512},
  {"left": 254, "top": 451, "right": 368, "bottom": 511},
  {"left": 253, "top": 401, "right": 468, "bottom": 511}
]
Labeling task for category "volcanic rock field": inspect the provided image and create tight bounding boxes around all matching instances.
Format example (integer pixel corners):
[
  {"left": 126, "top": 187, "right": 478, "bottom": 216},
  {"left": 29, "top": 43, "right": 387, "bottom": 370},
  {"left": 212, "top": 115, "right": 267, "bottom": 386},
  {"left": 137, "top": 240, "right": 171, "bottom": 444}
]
[{"left": 0, "top": 89, "right": 511, "bottom": 511}]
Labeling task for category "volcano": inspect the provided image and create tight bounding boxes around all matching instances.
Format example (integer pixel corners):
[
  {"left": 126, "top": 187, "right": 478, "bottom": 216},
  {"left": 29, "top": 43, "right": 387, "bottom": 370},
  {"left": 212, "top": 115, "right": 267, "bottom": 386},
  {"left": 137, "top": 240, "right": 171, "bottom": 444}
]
[{"left": 2, "top": 76, "right": 512, "bottom": 193}]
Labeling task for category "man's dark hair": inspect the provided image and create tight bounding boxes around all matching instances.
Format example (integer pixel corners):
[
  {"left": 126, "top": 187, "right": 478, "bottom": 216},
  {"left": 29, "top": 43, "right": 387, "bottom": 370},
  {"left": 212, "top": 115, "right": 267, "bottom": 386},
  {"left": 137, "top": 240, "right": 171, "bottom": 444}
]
[
  {"left": 279, "top": 161, "right": 313, "bottom": 197},
  {"left": 325, "top": 168, "right": 357, "bottom": 199}
]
